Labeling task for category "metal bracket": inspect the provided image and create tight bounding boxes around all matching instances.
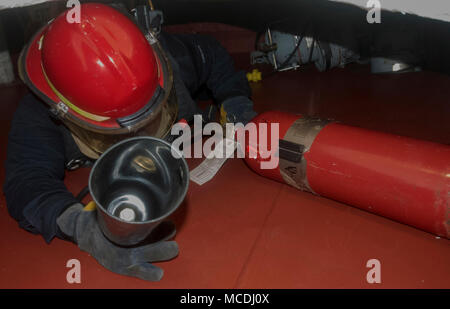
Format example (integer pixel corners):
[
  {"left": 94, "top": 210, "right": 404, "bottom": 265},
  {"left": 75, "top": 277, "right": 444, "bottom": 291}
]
[
  {"left": 131, "top": 5, "right": 164, "bottom": 36},
  {"left": 145, "top": 32, "right": 158, "bottom": 45},
  {"left": 50, "top": 101, "right": 68, "bottom": 118}
]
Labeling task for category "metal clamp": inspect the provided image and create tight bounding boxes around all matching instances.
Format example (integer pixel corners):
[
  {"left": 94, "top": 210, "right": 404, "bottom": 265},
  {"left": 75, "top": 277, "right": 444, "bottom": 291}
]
[
  {"left": 279, "top": 117, "right": 329, "bottom": 193},
  {"left": 50, "top": 101, "right": 69, "bottom": 118}
]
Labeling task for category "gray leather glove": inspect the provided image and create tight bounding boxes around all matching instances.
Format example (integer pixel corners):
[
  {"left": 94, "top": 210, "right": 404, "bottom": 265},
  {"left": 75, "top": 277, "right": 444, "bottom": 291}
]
[{"left": 57, "top": 203, "right": 179, "bottom": 281}]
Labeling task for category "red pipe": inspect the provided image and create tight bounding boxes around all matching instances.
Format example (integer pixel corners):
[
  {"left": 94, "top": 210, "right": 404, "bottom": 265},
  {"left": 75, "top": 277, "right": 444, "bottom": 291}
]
[{"left": 244, "top": 111, "right": 450, "bottom": 238}]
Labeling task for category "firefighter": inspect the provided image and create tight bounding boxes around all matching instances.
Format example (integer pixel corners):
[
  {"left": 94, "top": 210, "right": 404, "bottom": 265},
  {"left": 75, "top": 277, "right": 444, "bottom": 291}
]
[{"left": 3, "top": 3, "right": 256, "bottom": 281}]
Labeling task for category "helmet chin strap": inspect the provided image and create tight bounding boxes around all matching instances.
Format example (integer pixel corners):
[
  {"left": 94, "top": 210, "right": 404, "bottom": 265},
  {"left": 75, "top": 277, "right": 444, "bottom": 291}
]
[{"left": 71, "top": 132, "right": 100, "bottom": 160}]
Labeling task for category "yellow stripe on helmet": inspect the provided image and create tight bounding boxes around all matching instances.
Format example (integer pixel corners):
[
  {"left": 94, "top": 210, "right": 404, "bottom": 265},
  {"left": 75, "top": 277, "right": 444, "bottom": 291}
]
[{"left": 41, "top": 63, "right": 110, "bottom": 122}]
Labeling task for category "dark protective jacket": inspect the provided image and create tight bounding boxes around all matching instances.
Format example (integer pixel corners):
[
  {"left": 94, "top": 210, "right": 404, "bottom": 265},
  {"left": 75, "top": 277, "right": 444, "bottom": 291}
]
[{"left": 3, "top": 32, "right": 255, "bottom": 243}]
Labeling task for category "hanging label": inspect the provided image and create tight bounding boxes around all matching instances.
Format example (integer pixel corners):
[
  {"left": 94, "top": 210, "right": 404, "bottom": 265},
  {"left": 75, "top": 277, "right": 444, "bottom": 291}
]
[{"left": 190, "top": 138, "right": 237, "bottom": 185}]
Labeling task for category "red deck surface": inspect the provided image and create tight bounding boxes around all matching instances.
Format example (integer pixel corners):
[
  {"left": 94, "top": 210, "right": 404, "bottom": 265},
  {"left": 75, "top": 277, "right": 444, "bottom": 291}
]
[{"left": 0, "top": 57, "right": 449, "bottom": 289}]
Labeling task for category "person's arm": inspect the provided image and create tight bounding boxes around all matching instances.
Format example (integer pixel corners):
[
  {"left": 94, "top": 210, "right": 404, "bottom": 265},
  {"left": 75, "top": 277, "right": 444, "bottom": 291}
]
[
  {"left": 4, "top": 94, "right": 179, "bottom": 281},
  {"left": 160, "top": 33, "right": 257, "bottom": 124},
  {"left": 3, "top": 93, "right": 79, "bottom": 243}
]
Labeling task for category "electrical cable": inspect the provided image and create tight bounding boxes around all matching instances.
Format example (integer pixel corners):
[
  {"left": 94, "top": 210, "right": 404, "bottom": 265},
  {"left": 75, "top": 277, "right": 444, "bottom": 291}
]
[{"left": 76, "top": 185, "right": 90, "bottom": 202}]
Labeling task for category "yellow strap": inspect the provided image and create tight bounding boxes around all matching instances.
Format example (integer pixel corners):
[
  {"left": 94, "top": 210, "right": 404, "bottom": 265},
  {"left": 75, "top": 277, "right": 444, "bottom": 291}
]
[
  {"left": 83, "top": 201, "right": 97, "bottom": 212},
  {"left": 220, "top": 104, "right": 228, "bottom": 127}
]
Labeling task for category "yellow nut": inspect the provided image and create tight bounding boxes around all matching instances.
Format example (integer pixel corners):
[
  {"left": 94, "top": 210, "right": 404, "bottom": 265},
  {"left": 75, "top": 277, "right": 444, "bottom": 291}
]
[{"left": 247, "top": 69, "right": 262, "bottom": 82}]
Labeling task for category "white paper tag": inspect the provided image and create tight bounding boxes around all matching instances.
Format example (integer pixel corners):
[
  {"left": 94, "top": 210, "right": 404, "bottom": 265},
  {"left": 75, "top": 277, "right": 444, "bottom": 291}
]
[{"left": 190, "top": 138, "right": 237, "bottom": 185}]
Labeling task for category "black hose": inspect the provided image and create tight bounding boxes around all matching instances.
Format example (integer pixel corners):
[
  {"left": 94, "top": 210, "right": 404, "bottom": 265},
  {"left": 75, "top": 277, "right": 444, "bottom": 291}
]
[
  {"left": 76, "top": 185, "right": 90, "bottom": 202},
  {"left": 307, "top": 38, "right": 315, "bottom": 63}
]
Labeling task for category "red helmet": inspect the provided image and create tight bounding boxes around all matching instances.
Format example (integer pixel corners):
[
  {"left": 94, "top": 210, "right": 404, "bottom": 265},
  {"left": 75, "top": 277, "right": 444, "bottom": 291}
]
[{"left": 20, "top": 3, "right": 177, "bottom": 155}]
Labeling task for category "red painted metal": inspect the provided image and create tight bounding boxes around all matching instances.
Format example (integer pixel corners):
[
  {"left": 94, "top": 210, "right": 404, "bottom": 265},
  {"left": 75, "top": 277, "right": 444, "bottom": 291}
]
[
  {"left": 244, "top": 111, "right": 450, "bottom": 238},
  {"left": 243, "top": 111, "right": 298, "bottom": 182}
]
